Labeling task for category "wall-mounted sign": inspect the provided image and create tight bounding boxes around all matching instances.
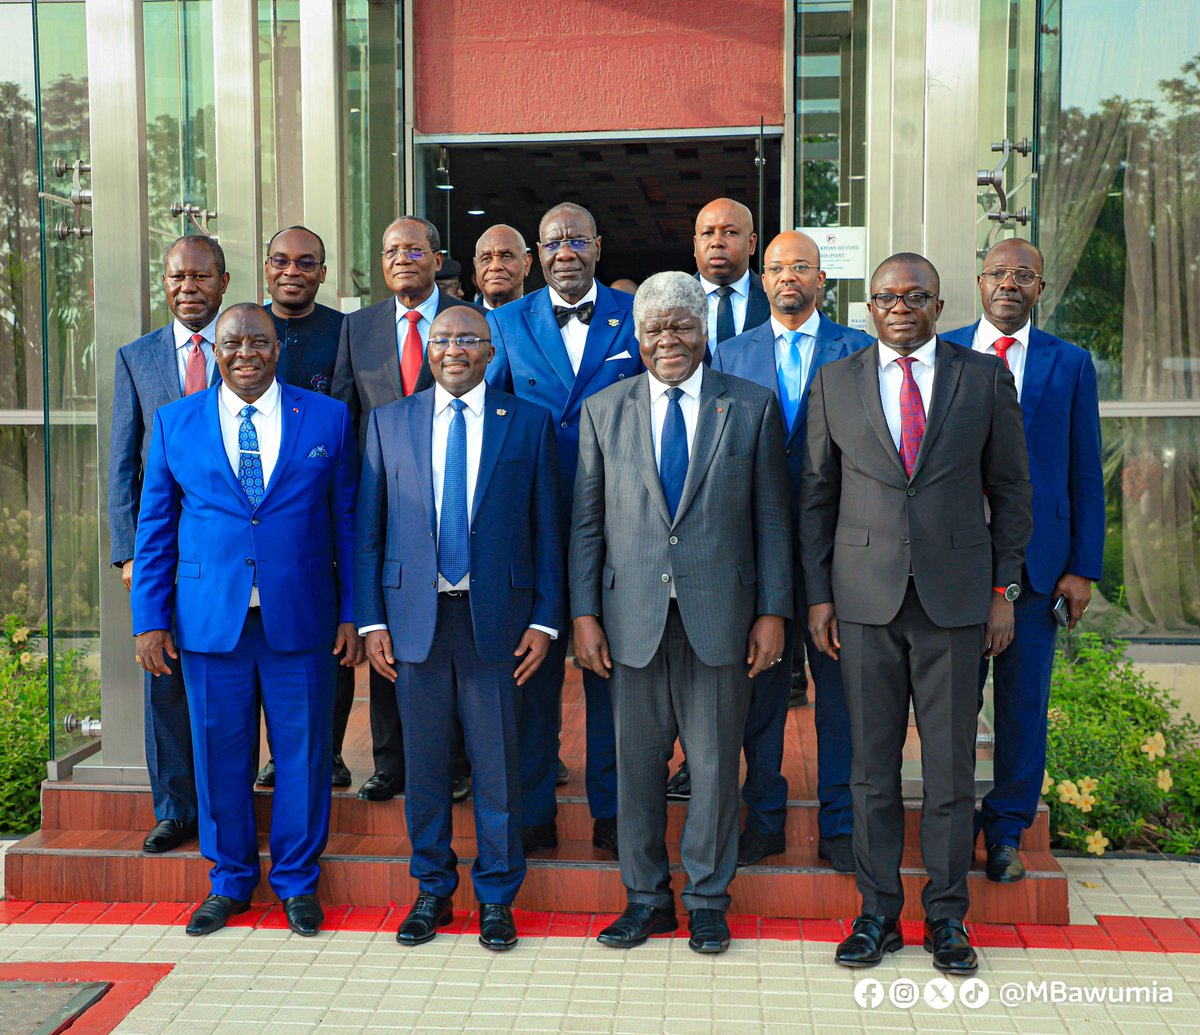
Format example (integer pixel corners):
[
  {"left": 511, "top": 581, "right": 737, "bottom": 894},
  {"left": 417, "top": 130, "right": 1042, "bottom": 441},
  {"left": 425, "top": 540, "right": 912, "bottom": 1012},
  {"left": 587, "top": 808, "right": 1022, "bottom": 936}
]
[
  {"left": 847, "top": 302, "right": 870, "bottom": 334},
  {"left": 807, "top": 226, "right": 867, "bottom": 280}
]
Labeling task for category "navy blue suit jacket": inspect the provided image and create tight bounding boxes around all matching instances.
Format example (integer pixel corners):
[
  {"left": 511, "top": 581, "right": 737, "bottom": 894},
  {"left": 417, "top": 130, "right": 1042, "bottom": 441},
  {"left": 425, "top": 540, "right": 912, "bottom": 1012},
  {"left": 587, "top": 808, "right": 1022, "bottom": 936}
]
[
  {"left": 109, "top": 324, "right": 221, "bottom": 565},
  {"left": 131, "top": 381, "right": 358, "bottom": 653},
  {"left": 485, "top": 284, "right": 642, "bottom": 509},
  {"left": 942, "top": 322, "right": 1104, "bottom": 594},
  {"left": 355, "top": 384, "right": 564, "bottom": 664},
  {"left": 712, "top": 311, "right": 872, "bottom": 522}
]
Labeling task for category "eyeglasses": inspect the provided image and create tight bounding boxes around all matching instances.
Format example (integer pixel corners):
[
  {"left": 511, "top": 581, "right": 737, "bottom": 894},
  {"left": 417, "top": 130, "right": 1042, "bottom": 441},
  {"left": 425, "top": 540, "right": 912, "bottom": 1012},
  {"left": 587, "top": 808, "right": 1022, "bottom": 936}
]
[
  {"left": 268, "top": 254, "right": 322, "bottom": 272},
  {"left": 382, "top": 247, "right": 429, "bottom": 261},
  {"left": 870, "top": 291, "right": 939, "bottom": 310},
  {"left": 539, "top": 238, "right": 594, "bottom": 254},
  {"left": 766, "top": 263, "right": 817, "bottom": 276},
  {"left": 427, "top": 336, "right": 491, "bottom": 351},
  {"left": 981, "top": 267, "right": 1041, "bottom": 287}
]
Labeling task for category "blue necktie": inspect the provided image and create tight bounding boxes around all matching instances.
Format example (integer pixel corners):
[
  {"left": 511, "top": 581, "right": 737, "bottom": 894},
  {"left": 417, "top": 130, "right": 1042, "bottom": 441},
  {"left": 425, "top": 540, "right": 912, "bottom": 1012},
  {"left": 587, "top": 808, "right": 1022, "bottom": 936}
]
[
  {"left": 659, "top": 387, "right": 688, "bottom": 520},
  {"left": 715, "top": 285, "right": 735, "bottom": 343},
  {"left": 778, "top": 330, "right": 805, "bottom": 431},
  {"left": 438, "top": 398, "right": 469, "bottom": 585},
  {"left": 237, "top": 405, "right": 265, "bottom": 509}
]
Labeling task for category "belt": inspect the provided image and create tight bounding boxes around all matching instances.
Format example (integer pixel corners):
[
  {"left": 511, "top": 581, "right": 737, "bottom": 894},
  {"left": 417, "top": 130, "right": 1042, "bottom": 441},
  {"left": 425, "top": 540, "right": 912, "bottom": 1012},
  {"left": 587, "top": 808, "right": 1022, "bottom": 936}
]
[{"left": 440, "top": 589, "right": 469, "bottom": 599}]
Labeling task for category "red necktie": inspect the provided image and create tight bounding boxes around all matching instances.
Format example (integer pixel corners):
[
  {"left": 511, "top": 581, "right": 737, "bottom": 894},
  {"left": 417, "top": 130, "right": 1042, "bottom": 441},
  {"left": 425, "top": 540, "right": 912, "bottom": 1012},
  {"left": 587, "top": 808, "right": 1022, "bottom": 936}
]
[
  {"left": 184, "top": 333, "right": 207, "bottom": 395},
  {"left": 400, "top": 310, "right": 422, "bottom": 396},
  {"left": 897, "top": 356, "right": 926, "bottom": 478},
  {"left": 993, "top": 335, "right": 1017, "bottom": 369}
]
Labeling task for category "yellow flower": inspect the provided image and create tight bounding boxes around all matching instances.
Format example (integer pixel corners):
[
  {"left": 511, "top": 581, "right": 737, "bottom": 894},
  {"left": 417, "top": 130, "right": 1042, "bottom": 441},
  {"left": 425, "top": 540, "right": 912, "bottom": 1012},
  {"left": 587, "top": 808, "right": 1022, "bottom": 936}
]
[
  {"left": 11, "top": 627, "right": 29, "bottom": 645},
  {"left": 18, "top": 652, "right": 32, "bottom": 667},
  {"left": 1057, "top": 779, "right": 1080, "bottom": 804},
  {"left": 1140, "top": 731, "right": 1167, "bottom": 762},
  {"left": 1076, "top": 792, "right": 1096, "bottom": 813},
  {"left": 1078, "top": 776, "right": 1098, "bottom": 795},
  {"left": 1157, "top": 769, "right": 1174, "bottom": 793},
  {"left": 1041, "top": 771, "right": 1053, "bottom": 796},
  {"left": 1085, "top": 830, "right": 1110, "bottom": 856}
]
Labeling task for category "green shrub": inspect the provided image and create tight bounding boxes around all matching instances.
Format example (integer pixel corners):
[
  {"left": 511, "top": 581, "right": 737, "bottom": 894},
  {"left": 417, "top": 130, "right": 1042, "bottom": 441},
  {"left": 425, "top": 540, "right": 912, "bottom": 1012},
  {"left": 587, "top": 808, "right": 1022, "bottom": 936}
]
[{"left": 1043, "top": 632, "right": 1200, "bottom": 856}]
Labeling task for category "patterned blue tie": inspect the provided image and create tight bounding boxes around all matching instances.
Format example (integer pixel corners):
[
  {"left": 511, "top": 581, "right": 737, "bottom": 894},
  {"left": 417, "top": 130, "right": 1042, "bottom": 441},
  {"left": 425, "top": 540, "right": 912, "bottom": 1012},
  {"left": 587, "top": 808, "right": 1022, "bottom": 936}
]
[
  {"left": 777, "top": 330, "right": 805, "bottom": 432},
  {"left": 237, "top": 406, "right": 265, "bottom": 509},
  {"left": 659, "top": 387, "right": 688, "bottom": 520},
  {"left": 438, "top": 398, "right": 469, "bottom": 585}
]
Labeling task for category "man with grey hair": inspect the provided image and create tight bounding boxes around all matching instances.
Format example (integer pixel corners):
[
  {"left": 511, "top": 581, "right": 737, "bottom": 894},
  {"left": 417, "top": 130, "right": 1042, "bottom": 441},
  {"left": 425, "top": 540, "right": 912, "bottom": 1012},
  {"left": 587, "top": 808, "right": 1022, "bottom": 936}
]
[
  {"left": 473, "top": 224, "right": 532, "bottom": 309},
  {"left": 571, "top": 271, "right": 792, "bottom": 954}
]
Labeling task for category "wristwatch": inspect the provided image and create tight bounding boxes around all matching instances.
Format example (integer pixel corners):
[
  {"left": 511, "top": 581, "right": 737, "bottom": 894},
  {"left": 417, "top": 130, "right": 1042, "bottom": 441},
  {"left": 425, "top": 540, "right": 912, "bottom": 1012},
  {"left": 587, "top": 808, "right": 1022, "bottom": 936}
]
[{"left": 993, "top": 584, "right": 1021, "bottom": 602}]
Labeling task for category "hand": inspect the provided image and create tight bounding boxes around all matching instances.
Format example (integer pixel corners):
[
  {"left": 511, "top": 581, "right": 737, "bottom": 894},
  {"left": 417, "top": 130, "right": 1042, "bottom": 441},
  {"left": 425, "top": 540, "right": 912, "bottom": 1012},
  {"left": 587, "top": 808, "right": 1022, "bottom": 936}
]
[
  {"left": 334, "top": 622, "right": 364, "bottom": 667},
  {"left": 365, "top": 629, "right": 396, "bottom": 682},
  {"left": 746, "top": 615, "right": 786, "bottom": 678},
  {"left": 572, "top": 615, "right": 612, "bottom": 679},
  {"left": 807, "top": 603, "right": 840, "bottom": 660},
  {"left": 135, "top": 629, "right": 177, "bottom": 676},
  {"left": 1053, "top": 573, "right": 1092, "bottom": 631},
  {"left": 513, "top": 628, "right": 551, "bottom": 685},
  {"left": 984, "top": 596, "right": 1015, "bottom": 657},
  {"left": 121, "top": 559, "right": 134, "bottom": 593}
]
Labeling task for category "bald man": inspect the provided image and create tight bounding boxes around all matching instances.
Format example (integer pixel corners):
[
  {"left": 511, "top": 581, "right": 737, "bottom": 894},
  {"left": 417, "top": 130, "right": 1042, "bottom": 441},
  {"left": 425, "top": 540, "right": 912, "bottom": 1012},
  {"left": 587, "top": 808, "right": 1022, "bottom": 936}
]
[
  {"left": 474, "top": 225, "right": 533, "bottom": 310},
  {"left": 693, "top": 197, "right": 770, "bottom": 352},
  {"left": 709, "top": 231, "right": 872, "bottom": 870}
]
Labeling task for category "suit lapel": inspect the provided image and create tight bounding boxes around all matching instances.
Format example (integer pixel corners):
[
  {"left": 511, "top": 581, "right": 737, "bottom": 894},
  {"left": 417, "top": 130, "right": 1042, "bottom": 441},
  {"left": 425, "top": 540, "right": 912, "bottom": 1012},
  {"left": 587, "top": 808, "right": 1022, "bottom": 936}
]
[
  {"left": 154, "top": 325, "right": 184, "bottom": 402},
  {"left": 256, "top": 383, "right": 305, "bottom": 509},
  {"left": 524, "top": 290, "right": 576, "bottom": 393},
  {"left": 205, "top": 384, "right": 251, "bottom": 507},
  {"left": 625, "top": 377, "right": 672, "bottom": 527},
  {"left": 793, "top": 317, "right": 844, "bottom": 444},
  {"left": 672, "top": 369, "right": 731, "bottom": 526},
  {"left": 565, "top": 286, "right": 621, "bottom": 412},
  {"left": 406, "top": 390, "right": 438, "bottom": 537},
  {"left": 1019, "top": 328, "right": 1058, "bottom": 432},
  {"left": 909, "top": 338, "right": 963, "bottom": 482},
  {"left": 471, "top": 386, "right": 514, "bottom": 522},
  {"left": 373, "top": 299, "right": 404, "bottom": 401},
  {"left": 745, "top": 275, "right": 771, "bottom": 330},
  {"left": 855, "top": 346, "right": 909, "bottom": 480}
]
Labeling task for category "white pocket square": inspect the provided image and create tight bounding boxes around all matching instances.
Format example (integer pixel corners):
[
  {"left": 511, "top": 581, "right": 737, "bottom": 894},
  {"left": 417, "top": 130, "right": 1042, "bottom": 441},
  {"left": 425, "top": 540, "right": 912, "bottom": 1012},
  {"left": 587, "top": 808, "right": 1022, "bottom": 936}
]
[{"left": 605, "top": 350, "right": 632, "bottom": 362}]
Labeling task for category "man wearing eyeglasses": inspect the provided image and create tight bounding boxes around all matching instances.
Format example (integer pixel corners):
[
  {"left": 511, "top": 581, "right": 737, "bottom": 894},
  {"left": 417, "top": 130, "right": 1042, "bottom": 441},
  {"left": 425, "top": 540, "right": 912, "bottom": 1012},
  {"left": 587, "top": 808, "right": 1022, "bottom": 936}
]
[
  {"left": 943, "top": 239, "right": 1104, "bottom": 884},
  {"left": 709, "top": 231, "right": 872, "bottom": 872},
  {"left": 802, "top": 253, "right": 1032, "bottom": 975},
  {"left": 357, "top": 306, "right": 562, "bottom": 952},
  {"left": 333, "top": 215, "right": 485, "bottom": 806},
  {"left": 486, "top": 202, "right": 642, "bottom": 860}
]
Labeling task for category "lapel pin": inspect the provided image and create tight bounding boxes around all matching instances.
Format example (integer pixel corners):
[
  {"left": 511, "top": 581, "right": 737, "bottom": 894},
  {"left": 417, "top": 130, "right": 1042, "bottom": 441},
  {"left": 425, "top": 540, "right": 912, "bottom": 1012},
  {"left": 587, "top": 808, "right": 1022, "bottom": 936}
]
[
  {"left": 496, "top": 408, "right": 507, "bottom": 416},
  {"left": 292, "top": 407, "right": 299, "bottom": 413},
  {"left": 716, "top": 406, "right": 725, "bottom": 413},
  {"left": 608, "top": 318, "right": 619, "bottom": 327}
]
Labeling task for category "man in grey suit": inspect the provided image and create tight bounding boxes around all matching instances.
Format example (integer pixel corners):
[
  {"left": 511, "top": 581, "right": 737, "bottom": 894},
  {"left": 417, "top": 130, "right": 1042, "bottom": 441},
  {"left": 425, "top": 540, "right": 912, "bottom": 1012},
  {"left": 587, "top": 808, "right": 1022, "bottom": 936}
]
[
  {"left": 109, "top": 234, "right": 228, "bottom": 855},
  {"left": 801, "top": 253, "right": 1032, "bottom": 975},
  {"left": 570, "top": 271, "right": 792, "bottom": 954}
]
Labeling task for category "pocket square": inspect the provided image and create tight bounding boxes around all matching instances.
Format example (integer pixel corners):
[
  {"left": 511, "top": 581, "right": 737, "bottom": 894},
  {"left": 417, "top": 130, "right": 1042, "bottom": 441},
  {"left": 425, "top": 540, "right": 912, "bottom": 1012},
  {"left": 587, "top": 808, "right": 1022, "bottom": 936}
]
[
  {"left": 307, "top": 445, "right": 330, "bottom": 458},
  {"left": 605, "top": 349, "right": 632, "bottom": 362}
]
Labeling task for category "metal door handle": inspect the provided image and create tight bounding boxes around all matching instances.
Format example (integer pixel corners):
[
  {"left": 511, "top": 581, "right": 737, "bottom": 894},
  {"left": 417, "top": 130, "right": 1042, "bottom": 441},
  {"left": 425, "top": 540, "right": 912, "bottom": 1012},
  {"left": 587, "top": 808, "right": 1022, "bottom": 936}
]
[
  {"left": 977, "top": 137, "right": 1031, "bottom": 226},
  {"left": 171, "top": 202, "right": 218, "bottom": 238}
]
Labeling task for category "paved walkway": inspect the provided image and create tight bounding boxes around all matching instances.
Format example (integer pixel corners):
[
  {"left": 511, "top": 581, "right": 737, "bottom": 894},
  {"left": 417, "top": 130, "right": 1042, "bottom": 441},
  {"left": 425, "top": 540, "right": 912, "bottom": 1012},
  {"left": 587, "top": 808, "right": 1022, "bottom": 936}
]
[{"left": 2, "top": 841, "right": 1198, "bottom": 1033}]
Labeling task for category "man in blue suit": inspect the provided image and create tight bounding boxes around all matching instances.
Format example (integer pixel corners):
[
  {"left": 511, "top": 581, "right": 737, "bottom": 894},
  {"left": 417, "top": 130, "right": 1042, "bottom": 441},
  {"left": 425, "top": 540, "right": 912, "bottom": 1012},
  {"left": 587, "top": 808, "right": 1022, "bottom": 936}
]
[
  {"left": 131, "top": 304, "right": 361, "bottom": 938},
  {"left": 357, "top": 307, "right": 563, "bottom": 952},
  {"left": 108, "top": 234, "right": 228, "bottom": 856},
  {"left": 486, "top": 202, "right": 642, "bottom": 857},
  {"left": 712, "top": 231, "right": 872, "bottom": 870},
  {"left": 944, "top": 238, "right": 1104, "bottom": 882}
]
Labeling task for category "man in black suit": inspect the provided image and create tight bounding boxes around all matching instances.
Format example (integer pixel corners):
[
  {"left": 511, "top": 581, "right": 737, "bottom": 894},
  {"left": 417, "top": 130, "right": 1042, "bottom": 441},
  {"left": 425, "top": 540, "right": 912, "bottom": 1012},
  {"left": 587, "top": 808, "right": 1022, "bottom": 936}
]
[
  {"left": 802, "top": 254, "right": 1032, "bottom": 975},
  {"left": 333, "top": 215, "right": 484, "bottom": 803},
  {"left": 694, "top": 197, "right": 770, "bottom": 351}
]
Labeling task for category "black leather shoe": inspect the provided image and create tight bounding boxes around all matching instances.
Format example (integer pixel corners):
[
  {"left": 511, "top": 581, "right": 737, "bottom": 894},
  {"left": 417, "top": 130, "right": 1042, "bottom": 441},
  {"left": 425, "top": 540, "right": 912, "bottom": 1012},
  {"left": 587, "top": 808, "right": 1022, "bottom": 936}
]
[
  {"left": 924, "top": 918, "right": 978, "bottom": 974},
  {"left": 556, "top": 758, "right": 570, "bottom": 785},
  {"left": 478, "top": 903, "right": 518, "bottom": 950},
  {"left": 818, "top": 835, "right": 856, "bottom": 873},
  {"left": 452, "top": 773, "right": 471, "bottom": 803},
  {"left": 357, "top": 771, "right": 403, "bottom": 802},
  {"left": 283, "top": 894, "right": 324, "bottom": 936},
  {"left": 597, "top": 903, "right": 678, "bottom": 948},
  {"left": 592, "top": 817, "right": 618, "bottom": 858},
  {"left": 666, "top": 761, "right": 691, "bottom": 801},
  {"left": 736, "top": 828, "right": 786, "bottom": 867},
  {"left": 986, "top": 843, "right": 1025, "bottom": 883},
  {"left": 186, "top": 894, "right": 250, "bottom": 936},
  {"left": 331, "top": 755, "right": 352, "bottom": 788},
  {"left": 687, "top": 909, "right": 731, "bottom": 954},
  {"left": 522, "top": 821, "right": 558, "bottom": 853},
  {"left": 143, "top": 819, "right": 197, "bottom": 854},
  {"left": 834, "top": 914, "right": 903, "bottom": 967},
  {"left": 256, "top": 759, "right": 276, "bottom": 787},
  {"left": 396, "top": 892, "right": 454, "bottom": 946}
]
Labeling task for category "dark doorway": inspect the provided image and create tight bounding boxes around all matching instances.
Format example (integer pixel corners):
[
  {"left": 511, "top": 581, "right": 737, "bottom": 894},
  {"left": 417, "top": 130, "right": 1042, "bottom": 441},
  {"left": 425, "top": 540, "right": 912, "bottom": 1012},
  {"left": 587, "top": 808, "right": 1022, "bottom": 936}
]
[{"left": 419, "top": 135, "right": 783, "bottom": 296}]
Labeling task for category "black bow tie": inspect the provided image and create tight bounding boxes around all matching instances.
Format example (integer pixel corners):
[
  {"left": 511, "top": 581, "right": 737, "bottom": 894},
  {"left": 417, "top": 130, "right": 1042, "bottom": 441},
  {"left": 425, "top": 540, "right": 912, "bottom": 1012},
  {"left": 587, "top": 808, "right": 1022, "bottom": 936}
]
[{"left": 553, "top": 301, "right": 595, "bottom": 328}]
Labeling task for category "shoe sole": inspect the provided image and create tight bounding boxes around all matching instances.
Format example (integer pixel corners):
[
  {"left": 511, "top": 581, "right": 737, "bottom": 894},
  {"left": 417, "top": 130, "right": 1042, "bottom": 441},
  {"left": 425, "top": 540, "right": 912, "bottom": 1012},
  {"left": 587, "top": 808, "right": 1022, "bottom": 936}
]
[
  {"left": 185, "top": 902, "right": 249, "bottom": 936},
  {"left": 688, "top": 941, "right": 730, "bottom": 954},
  {"left": 478, "top": 935, "right": 518, "bottom": 951},
  {"left": 597, "top": 918, "right": 678, "bottom": 948},
  {"left": 835, "top": 936, "right": 904, "bottom": 967},
  {"left": 396, "top": 911, "right": 454, "bottom": 946},
  {"left": 143, "top": 833, "right": 197, "bottom": 855},
  {"left": 287, "top": 921, "right": 322, "bottom": 937},
  {"left": 923, "top": 940, "right": 979, "bottom": 973}
]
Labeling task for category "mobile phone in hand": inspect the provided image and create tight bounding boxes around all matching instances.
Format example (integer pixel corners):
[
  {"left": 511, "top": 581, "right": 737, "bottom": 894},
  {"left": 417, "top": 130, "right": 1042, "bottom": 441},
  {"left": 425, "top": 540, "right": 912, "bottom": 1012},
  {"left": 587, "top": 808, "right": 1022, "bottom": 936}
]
[{"left": 1051, "top": 594, "right": 1070, "bottom": 629}]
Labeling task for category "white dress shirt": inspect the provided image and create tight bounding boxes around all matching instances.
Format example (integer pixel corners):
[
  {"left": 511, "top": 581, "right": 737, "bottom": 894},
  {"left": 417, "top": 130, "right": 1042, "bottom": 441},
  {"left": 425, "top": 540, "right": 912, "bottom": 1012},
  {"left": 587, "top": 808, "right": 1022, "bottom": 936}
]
[
  {"left": 394, "top": 287, "right": 442, "bottom": 364},
  {"left": 877, "top": 338, "right": 937, "bottom": 451},
  {"left": 771, "top": 309, "right": 821, "bottom": 397},
  {"left": 173, "top": 315, "right": 218, "bottom": 393},
  {"left": 218, "top": 379, "right": 282, "bottom": 608},
  {"left": 700, "top": 269, "right": 751, "bottom": 349},
  {"left": 546, "top": 281, "right": 597, "bottom": 376},
  {"left": 971, "top": 316, "right": 1029, "bottom": 400}
]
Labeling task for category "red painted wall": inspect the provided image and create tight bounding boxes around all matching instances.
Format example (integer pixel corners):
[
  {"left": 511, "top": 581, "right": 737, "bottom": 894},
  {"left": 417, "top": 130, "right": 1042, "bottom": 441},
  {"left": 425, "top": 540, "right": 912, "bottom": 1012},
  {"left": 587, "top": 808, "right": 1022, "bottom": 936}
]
[{"left": 414, "top": 1, "right": 785, "bottom": 135}]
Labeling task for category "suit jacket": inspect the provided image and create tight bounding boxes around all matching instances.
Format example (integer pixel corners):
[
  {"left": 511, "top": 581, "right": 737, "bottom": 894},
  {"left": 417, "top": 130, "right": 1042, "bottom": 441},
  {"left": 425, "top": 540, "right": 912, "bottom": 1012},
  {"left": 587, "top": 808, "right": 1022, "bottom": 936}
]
[
  {"left": 942, "top": 322, "right": 1104, "bottom": 595},
  {"left": 800, "top": 338, "right": 1033, "bottom": 628},
  {"left": 331, "top": 288, "right": 485, "bottom": 448},
  {"left": 355, "top": 385, "right": 563, "bottom": 664},
  {"left": 712, "top": 311, "right": 872, "bottom": 523},
  {"left": 486, "top": 283, "right": 643, "bottom": 509},
  {"left": 108, "top": 324, "right": 221, "bottom": 564},
  {"left": 569, "top": 368, "right": 793, "bottom": 670},
  {"left": 131, "top": 381, "right": 358, "bottom": 654}
]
